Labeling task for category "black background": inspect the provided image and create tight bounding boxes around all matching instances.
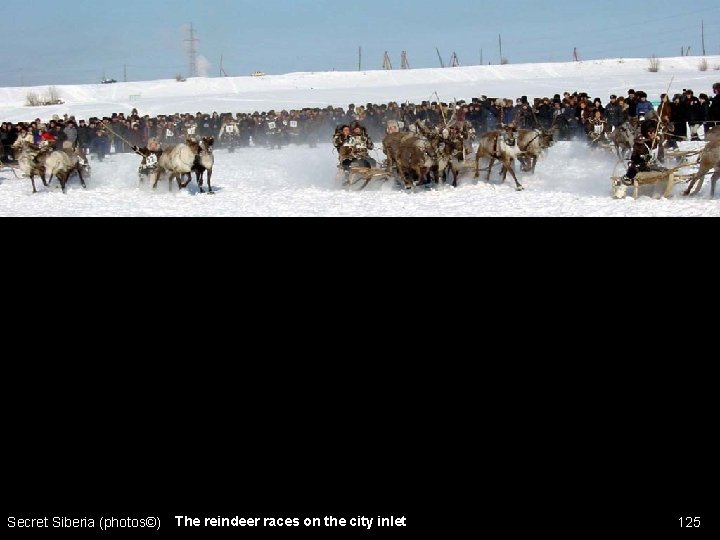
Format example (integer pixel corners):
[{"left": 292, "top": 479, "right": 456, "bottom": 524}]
[{"left": 5, "top": 219, "right": 715, "bottom": 538}]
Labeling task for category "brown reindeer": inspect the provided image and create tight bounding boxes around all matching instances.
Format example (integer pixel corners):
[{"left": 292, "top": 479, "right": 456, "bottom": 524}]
[
  {"left": 382, "top": 132, "right": 410, "bottom": 173},
  {"left": 395, "top": 136, "right": 437, "bottom": 189},
  {"left": 684, "top": 127, "right": 719, "bottom": 198},
  {"left": 474, "top": 129, "right": 525, "bottom": 191},
  {"left": 382, "top": 127, "right": 439, "bottom": 189},
  {"left": 435, "top": 130, "right": 465, "bottom": 187}
]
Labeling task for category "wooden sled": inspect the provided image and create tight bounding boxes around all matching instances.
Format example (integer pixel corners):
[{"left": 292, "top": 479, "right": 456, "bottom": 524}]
[
  {"left": 662, "top": 148, "right": 703, "bottom": 166},
  {"left": 338, "top": 166, "right": 392, "bottom": 191},
  {"left": 611, "top": 170, "right": 696, "bottom": 199}
]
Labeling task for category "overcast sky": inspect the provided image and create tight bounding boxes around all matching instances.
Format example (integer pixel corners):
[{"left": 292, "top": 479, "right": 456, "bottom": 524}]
[{"left": 2, "top": 0, "right": 718, "bottom": 87}]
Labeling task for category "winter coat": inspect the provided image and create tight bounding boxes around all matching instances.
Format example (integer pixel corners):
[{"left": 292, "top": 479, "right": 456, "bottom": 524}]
[
  {"left": 605, "top": 102, "right": 625, "bottom": 127},
  {"left": 635, "top": 100, "right": 654, "bottom": 116},
  {"left": 709, "top": 94, "right": 720, "bottom": 121},
  {"left": 77, "top": 126, "right": 93, "bottom": 147},
  {"left": 686, "top": 97, "right": 702, "bottom": 125}
]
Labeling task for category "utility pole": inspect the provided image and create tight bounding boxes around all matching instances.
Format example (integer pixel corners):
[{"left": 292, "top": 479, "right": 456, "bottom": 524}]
[
  {"left": 499, "top": 34, "right": 503, "bottom": 64},
  {"left": 701, "top": 19, "right": 706, "bottom": 56},
  {"left": 220, "top": 54, "right": 228, "bottom": 77},
  {"left": 436, "top": 48, "right": 445, "bottom": 68},
  {"left": 358, "top": 46, "right": 362, "bottom": 71},
  {"left": 401, "top": 51, "right": 410, "bottom": 69},
  {"left": 124, "top": 64, "right": 127, "bottom": 82},
  {"left": 383, "top": 51, "right": 393, "bottom": 70},
  {"left": 480, "top": 49, "right": 483, "bottom": 66},
  {"left": 185, "top": 23, "right": 199, "bottom": 77}
]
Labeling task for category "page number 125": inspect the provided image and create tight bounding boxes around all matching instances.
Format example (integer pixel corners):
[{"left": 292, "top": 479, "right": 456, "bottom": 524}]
[{"left": 679, "top": 517, "right": 701, "bottom": 528}]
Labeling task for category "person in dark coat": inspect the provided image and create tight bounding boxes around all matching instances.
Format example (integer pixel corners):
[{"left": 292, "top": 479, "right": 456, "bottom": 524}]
[
  {"left": 685, "top": 90, "right": 702, "bottom": 141},
  {"left": 76, "top": 120, "right": 93, "bottom": 152},
  {"left": 670, "top": 94, "right": 688, "bottom": 144},
  {"left": 706, "top": 83, "right": 720, "bottom": 133},
  {"left": 697, "top": 93, "right": 711, "bottom": 137},
  {"left": 623, "top": 120, "right": 665, "bottom": 184},
  {"left": 537, "top": 98, "right": 554, "bottom": 130},
  {"left": 92, "top": 127, "right": 109, "bottom": 161},
  {"left": 626, "top": 89, "right": 638, "bottom": 118},
  {"left": 605, "top": 95, "right": 625, "bottom": 129}
]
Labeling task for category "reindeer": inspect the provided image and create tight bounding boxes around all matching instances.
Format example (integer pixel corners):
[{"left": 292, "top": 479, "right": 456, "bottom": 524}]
[
  {"left": 474, "top": 129, "right": 525, "bottom": 191},
  {"left": 156, "top": 139, "right": 200, "bottom": 191},
  {"left": 434, "top": 129, "right": 467, "bottom": 187},
  {"left": 13, "top": 141, "right": 48, "bottom": 193},
  {"left": 395, "top": 135, "right": 438, "bottom": 189},
  {"left": 382, "top": 132, "right": 411, "bottom": 173},
  {"left": 13, "top": 141, "right": 79, "bottom": 193},
  {"left": 610, "top": 122, "right": 636, "bottom": 160},
  {"left": 48, "top": 141, "right": 87, "bottom": 190},
  {"left": 684, "top": 127, "right": 719, "bottom": 198},
  {"left": 516, "top": 128, "right": 553, "bottom": 174},
  {"left": 181, "top": 137, "right": 215, "bottom": 194}
]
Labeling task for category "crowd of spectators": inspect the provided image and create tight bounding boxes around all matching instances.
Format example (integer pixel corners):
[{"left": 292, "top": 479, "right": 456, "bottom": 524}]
[{"left": 2, "top": 83, "right": 718, "bottom": 164}]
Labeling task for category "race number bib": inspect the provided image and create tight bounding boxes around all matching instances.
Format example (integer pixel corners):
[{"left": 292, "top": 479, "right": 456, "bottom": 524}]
[
  {"left": 398, "top": 121, "right": 405, "bottom": 129},
  {"left": 225, "top": 125, "right": 236, "bottom": 133},
  {"left": 267, "top": 122, "right": 276, "bottom": 130},
  {"left": 146, "top": 154, "right": 158, "bottom": 167},
  {"left": 187, "top": 126, "right": 196, "bottom": 135},
  {"left": 282, "top": 120, "right": 288, "bottom": 126},
  {"left": 594, "top": 124, "right": 604, "bottom": 134},
  {"left": 289, "top": 121, "right": 298, "bottom": 128},
  {"left": 166, "top": 129, "right": 174, "bottom": 137}
]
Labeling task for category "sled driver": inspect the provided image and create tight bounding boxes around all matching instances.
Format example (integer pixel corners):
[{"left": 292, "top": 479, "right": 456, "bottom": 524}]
[
  {"left": 341, "top": 122, "right": 376, "bottom": 170},
  {"left": 133, "top": 137, "right": 163, "bottom": 176},
  {"left": 622, "top": 120, "right": 666, "bottom": 185}
]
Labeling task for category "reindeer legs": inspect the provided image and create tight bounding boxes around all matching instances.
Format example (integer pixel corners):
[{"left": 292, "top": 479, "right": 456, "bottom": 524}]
[
  {"left": 58, "top": 172, "right": 68, "bottom": 194},
  {"left": 504, "top": 159, "right": 524, "bottom": 191},
  {"left": 685, "top": 170, "right": 707, "bottom": 196},
  {"left": 206, "top": 168, "right": 213, "bottom": 194},
  {"left": 174, "top": 173, "right": 186, "bottom": 191}
]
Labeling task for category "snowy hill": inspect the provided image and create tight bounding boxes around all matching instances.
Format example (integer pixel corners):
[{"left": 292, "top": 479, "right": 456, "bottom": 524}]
[
  {"left": 1, "top": 56, "right": 719, "bottom": 217},
  {"left": 2, "top": 56, "right": 718, "bottom": 121}
]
